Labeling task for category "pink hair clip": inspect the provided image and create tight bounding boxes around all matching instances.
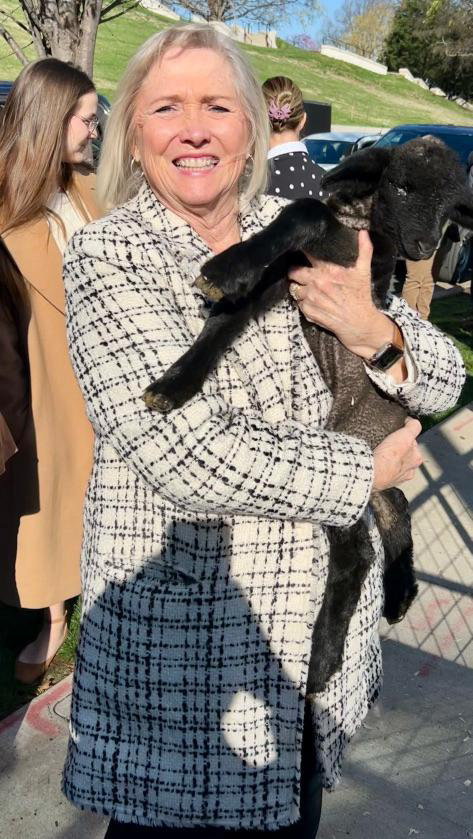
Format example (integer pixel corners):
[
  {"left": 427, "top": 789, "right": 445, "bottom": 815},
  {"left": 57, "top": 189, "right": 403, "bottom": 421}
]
[{"left": 268, "top": 101, "right": 292, "bottom": 121}]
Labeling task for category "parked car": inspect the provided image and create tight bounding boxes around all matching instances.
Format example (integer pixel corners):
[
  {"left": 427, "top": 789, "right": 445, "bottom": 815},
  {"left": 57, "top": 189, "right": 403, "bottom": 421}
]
[
  {"left": 0, "top": 80, "right": 13, "bottom": 107},
  {"left": 0, "top": 80, "right": 110, "bottom": 167},
  {"left": 304, "top": 130, "right": 383, "bottom": 171},
  {"left": 372, "top": 123, "right": 473, "bottom": 167}
]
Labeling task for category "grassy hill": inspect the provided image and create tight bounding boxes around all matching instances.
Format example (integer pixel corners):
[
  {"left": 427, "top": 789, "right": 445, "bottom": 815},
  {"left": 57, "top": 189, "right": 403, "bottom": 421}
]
[{"left": 1, "top": 2, "right": 473, "bottom": 126}]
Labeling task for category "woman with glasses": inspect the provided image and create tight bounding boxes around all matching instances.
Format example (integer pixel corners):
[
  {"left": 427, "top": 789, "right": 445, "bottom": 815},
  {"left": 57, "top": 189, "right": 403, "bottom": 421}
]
[{"left": 0, "top": 58, "right": 99, "bottom": 683}]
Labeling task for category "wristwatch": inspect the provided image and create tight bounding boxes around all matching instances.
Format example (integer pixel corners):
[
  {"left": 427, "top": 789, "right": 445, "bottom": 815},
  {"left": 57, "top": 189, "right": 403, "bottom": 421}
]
[{"left": 367, "top": 322, "right": 404, "bottom": 371}]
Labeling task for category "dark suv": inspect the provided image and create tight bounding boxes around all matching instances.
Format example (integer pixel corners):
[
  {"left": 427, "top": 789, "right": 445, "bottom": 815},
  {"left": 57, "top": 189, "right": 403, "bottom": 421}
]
[
  {"left": 373, "top": 123, "right": 473, "bottom": 166},
  {"left": 0, "top": 80, "right": 110, "bottom": 167}
]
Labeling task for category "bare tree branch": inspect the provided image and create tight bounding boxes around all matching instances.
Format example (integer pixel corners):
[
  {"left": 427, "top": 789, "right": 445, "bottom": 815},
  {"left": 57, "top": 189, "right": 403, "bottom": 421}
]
[
  {"left": 18, "top": 0, "right": 51, "bottom": 55},
  {"left": 100, "top": 1, "right": 140, "bottom": 23},
  {"left": 0, "top": 9, "right": 32, "bottom": 35},
  {"left": 437, "top": 36, "right": 473, "bottom": 58},
  {"left": 0, "top": 24, "right": 30, "bottom": 64},
  {"left": 171, "top": 0, "right": 319, "bottom": 26},
  {"left": 100, "top": 0, "right": 137, "bottom": 19}
]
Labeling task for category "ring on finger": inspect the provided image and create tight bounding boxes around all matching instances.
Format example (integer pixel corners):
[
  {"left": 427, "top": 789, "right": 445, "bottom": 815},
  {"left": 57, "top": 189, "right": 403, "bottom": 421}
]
[{"left": 289, "top": 283, "right": 302, "bottom": 302}]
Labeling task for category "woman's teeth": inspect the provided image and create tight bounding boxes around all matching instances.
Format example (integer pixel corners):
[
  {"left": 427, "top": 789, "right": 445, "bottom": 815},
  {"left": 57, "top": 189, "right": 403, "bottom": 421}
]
[{"left": 174, "top": 157, "right": 218, "bottom": 169}]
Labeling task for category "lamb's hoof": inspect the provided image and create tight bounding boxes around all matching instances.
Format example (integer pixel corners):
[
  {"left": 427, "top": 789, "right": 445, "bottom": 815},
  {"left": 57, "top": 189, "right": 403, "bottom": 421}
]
[
  {"left": 142, "top": 387, "right": 175, "bottom": 413},
  {"left": 194, "top": 274, "right": 224, "bottom": 302},
  {"left": 385, "top": 614, "right": 404, "bottom": 626},
  {"left": 384, "top": 599, "right": 414, "bottom": 624}
]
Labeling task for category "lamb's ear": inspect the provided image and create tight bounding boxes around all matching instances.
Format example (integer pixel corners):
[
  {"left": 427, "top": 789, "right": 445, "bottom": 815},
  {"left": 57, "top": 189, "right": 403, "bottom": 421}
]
[
  {"left": 321, "top": 147, "right": 392, "bottom": 197},
  {"left": 449, "top": 193, "right": 473, "bottom": 231}
]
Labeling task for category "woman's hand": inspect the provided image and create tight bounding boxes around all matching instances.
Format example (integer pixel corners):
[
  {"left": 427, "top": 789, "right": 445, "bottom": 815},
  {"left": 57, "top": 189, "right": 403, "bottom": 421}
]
[
  {"left": 287, "top": 229, "right": 398, "bottom": 361},
  {"left": 372, "top": 418, "right": 423, "bottom": 491}
]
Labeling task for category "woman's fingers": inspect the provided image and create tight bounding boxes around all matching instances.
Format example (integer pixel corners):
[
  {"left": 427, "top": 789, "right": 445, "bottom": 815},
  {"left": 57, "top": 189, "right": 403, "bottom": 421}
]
[
  {"left": 373, "top": 418, "right": 423, "bottom": 491},
  {"left": 356, "top": 229, "right": 373, "bottom": 274},
  {"left": 404, "top": 417, "right": 422, "bottom": 437}
]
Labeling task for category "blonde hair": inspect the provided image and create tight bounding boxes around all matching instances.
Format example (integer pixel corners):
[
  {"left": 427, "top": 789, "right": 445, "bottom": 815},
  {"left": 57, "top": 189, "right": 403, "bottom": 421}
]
[
  {"left": 97, "top": 23, "right": 269, "bottom": 211},
  {"left": 0, "top": 58, "right": 95, "bottom": 237},
  {"left": 262, "top": 76, "right": 305, "bottom": 134}
]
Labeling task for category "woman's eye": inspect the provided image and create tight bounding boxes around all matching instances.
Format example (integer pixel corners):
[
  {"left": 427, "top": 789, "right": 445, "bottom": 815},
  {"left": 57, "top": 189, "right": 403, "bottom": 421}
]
[
  {"left": 210, "top": 105, "right": 230, "bottom": 113},
  {"left": 154, "top": 105, "right": 175, "bottom": 114}
]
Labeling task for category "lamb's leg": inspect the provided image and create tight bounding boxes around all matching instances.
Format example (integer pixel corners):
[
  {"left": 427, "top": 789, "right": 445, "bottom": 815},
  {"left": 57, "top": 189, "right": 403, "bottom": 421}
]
[
  {"left": 306, "top": 518, "right": 376, "bottom": 696},
  {"left": 305, "top": 490, "right": 416, "bottom": 695},
  {"left": 144, "top": 278, "right": 288, "bottom": 412},
  {"left": 144, "top": 299, "right": 253, "bottom": 412},
  {"left": 370, "top": 488, "right": 418, "bottom": 622},
  {"left": 302, "top": 325, "right": 416, "bottom": 692},
  {"left": 198, "top": 199, "right": 358, "bottom": 303}
]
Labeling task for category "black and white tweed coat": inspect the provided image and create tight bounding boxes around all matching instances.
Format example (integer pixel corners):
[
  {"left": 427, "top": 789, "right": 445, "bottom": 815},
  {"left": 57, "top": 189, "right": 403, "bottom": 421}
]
[{"left": 62, "top": 181, "right": 464, "bottom": 830}]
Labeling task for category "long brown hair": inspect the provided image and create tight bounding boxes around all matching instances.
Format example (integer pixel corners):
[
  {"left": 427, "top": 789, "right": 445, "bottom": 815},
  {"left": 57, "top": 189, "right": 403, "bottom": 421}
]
[
  {"left": 0, "top": 58, "right": 95, "bottom": 238},
  {"left": 262, "top": 76, "right": 305, "bottom": 134}
]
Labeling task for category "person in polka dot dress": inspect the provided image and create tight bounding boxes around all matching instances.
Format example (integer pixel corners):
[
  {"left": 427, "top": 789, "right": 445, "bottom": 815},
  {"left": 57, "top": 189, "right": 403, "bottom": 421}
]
[{"left": 262, "top": 75, "right": 324, "bottom": 200}]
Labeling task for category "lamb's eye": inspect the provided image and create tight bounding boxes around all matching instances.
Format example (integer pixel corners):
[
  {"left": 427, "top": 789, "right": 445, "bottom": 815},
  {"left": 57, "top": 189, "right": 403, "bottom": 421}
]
[{"left": 395, "top": 185, "right": 408, "bottom": 197}]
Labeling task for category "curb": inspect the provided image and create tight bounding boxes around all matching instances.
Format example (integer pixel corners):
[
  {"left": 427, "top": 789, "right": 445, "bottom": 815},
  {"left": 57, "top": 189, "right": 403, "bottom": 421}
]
[{"left": 0, "top": 673, "right": 73, "bottom": 740}]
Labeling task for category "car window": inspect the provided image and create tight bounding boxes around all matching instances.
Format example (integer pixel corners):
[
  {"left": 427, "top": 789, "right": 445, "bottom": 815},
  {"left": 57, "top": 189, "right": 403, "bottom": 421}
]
[
  {"left": 375, "top": 130, "right": 419, "bottom": 147},
  {"left": 376, "top": 128, "right": 473, "bottom": 166},
  {"left": 305, "top": 139, "right": 354, "bottom": 165}
]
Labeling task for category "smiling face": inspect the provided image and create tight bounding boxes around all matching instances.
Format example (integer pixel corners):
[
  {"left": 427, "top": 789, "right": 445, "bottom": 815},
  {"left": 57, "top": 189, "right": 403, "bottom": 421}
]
[
  {"left": 132, "top": 47, "right": 250, "bottom": 215},
  {"left": 64, "top": 91, "right": 98, "bottom": 164}
]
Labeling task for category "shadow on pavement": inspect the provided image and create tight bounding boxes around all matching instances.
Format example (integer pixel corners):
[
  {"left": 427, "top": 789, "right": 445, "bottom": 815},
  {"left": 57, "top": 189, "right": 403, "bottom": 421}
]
[{"left": 319, "top": 639, "right": 473, "bottom": 839}]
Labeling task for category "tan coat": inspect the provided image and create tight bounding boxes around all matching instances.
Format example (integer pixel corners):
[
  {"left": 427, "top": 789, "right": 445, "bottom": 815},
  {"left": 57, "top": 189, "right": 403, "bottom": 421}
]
[{"left": 0, "top": 171, "right": 98, "bottom": 608}]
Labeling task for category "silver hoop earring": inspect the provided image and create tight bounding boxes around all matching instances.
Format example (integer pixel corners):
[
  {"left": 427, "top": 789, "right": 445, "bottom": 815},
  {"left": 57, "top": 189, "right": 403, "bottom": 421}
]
[
  {"left": 244, "top": 153, "right": 254, "bottom": 176},
  {"left": 130, "top": 157, "right": 143, "bottom": 178}
]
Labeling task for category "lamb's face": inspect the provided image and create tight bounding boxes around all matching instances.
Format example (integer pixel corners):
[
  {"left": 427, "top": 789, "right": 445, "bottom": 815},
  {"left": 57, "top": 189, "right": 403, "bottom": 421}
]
[
  {"left": 323, "top": 137, "right": 473, "bottom": 261},
  {"left": 374, "top": 138, "right": 468, "bottom": 261}
]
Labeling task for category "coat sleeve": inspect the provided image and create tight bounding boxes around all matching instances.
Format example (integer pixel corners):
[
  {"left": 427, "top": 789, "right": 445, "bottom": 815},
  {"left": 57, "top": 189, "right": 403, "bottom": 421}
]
[
  {"left": 366, "top": 294, "right": 465, "bottom": 415},
  {"left": 0, "top": 296, "right": 29, "bottom": 445},
  {"left": 63, "top": 227, "right": 373, "bottom": 527}
]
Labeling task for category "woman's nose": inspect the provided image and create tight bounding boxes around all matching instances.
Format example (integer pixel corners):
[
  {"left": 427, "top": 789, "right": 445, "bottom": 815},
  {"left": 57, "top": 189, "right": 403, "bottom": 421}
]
[{"left": 178, "top": 107, "right": 211, "bottom": 145}]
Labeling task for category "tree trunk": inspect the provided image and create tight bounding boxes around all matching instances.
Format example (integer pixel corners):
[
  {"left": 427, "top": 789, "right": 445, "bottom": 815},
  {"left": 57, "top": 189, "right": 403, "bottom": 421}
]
[
  {"left": 18, "top": 0, "right": 50, "bottom": 58},
  {"left": 207, "top": 0, "right": 232, "bottom": 20},
  {"left": 76, "top": 0, "right": 103, "bottom": 75}
]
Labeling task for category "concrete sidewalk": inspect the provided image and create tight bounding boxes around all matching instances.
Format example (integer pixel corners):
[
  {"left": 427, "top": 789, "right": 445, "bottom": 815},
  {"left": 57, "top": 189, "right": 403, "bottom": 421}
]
[{"left": 0, "top": 405, "right": 471, "bottom": 839}]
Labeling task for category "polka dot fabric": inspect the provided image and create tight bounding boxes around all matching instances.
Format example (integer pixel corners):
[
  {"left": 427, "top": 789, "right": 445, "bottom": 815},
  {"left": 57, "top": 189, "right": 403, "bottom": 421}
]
[{"left": 267, "top": 151, "right": 324, "bottom": 200}]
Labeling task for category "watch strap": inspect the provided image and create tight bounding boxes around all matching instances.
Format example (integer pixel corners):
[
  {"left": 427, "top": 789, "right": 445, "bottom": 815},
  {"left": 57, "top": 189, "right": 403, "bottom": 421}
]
[{"left": 391, "top": 321, "right": 404, "bottom": 351}]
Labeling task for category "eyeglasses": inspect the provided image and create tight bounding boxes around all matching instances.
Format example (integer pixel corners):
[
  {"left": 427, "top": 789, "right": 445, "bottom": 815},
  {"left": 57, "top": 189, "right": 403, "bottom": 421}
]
[{"left": 74, "top": 114, "right": 99, "bottom": 134}]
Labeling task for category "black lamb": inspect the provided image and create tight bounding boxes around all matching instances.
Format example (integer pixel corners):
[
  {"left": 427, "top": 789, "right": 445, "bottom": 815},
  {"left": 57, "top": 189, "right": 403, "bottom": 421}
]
[{"left": 143, "top": 137, "right": 473, "bottom": 694}]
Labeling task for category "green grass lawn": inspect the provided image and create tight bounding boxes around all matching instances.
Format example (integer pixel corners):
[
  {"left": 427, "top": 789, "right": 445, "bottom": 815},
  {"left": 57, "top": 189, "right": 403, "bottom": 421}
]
[
  {"left": 424, "top": 291, "right": 473, "bottom": 431},
  {"left": 2, "top": 1, "right": 473, "bottom": 125},
  {"left": 0, "top": 597, "right": 81, "bottom": 720}
]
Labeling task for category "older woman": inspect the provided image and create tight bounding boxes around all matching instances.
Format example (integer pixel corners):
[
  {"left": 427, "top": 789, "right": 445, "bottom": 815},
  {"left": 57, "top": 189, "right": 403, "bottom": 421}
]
[{"left": 62, "top": 24, "right": 464, "bottom": 837}]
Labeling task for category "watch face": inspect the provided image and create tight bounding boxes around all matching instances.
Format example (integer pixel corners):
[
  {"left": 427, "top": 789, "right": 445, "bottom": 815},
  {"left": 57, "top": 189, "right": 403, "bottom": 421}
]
[{"left": 376, "top": 344, "right": 404, "bottom": 370}]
